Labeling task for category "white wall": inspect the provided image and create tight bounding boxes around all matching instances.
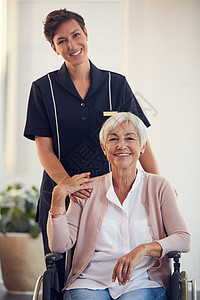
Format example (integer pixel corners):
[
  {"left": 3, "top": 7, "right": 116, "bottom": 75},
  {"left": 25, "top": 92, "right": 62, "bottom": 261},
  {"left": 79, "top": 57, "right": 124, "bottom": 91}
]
[
  {"left": 1, "top": 0, "right": 200, "bottom": 292},
  {"left": 126, "top": 0, "right": 200, "bottom": 290},
  {"left": 0, "top": 0, "right": 7, "bottom": 187}
]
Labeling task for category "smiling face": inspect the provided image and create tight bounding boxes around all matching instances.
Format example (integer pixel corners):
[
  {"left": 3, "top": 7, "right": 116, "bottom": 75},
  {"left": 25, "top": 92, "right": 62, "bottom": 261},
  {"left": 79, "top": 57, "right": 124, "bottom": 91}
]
[
  {"left": 101, "top": 121, "right": 146, "bottom": 171},
  {"left": 52, "top": 19, "right": 88, "bottom": 68}
]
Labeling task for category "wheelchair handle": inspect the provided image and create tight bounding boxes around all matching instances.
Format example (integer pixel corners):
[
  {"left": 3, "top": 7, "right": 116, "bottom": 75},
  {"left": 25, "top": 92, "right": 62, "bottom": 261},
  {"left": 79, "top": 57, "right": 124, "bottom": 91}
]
[{"left": 167, "top": 251, "right": 181, "bottom": 259}]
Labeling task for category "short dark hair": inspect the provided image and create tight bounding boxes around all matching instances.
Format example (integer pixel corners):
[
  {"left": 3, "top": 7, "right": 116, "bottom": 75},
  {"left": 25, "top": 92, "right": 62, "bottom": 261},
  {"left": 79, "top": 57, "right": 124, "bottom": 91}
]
[{"left": 43, "top": 8, "right": 85, "bottom": 45}]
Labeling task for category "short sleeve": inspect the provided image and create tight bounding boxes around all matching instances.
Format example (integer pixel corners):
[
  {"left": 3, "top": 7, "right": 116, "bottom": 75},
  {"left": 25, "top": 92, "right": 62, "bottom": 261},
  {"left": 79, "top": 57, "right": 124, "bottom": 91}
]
[{"left": 24, "top": 81, "right": 53, "bottom": 141}]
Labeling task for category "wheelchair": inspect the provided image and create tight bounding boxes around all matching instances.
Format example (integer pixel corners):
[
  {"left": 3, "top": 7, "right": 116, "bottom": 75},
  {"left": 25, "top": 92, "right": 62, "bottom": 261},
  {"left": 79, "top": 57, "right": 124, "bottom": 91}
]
[{"left": 32, "top": 250, "right": 197, "bottom": 300}]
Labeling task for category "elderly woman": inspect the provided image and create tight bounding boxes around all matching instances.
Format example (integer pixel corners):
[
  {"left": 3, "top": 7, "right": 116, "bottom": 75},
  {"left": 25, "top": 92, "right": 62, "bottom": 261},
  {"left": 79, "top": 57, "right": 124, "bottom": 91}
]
[{"left": 47, "top": 112, "right": 190, "bottom": 300}]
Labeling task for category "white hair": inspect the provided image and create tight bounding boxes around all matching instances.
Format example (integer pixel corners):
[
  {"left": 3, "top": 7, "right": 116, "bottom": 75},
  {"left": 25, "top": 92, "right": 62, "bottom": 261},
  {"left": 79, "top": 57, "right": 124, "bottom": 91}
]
[{"left": 99, "top": 112, "right": 147, "bottom": 147}]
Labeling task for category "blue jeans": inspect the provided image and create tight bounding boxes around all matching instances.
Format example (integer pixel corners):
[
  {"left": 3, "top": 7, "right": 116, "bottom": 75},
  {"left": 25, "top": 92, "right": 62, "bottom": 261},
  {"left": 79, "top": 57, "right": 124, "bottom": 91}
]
[{"left": 64, "top": 287, "right": 166, "bottom": 300}]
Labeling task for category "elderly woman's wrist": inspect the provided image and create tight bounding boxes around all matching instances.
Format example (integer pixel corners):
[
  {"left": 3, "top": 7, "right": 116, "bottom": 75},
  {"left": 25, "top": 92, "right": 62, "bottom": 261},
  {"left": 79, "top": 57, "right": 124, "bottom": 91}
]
[
  {"left": 144, "top": 242, "right": 162, "bottom": 258},
  {"left": 51, "top": 186, "right": 67, "bottom": 214},
  {"left": 49, "top": 210, "right": 66, "bottom": 216},
  {"left": 52, "top": 186, "right": 69, "bottom": 203},
  {"left": 138, "top": 244, "right": 148, "bottom": 256}
]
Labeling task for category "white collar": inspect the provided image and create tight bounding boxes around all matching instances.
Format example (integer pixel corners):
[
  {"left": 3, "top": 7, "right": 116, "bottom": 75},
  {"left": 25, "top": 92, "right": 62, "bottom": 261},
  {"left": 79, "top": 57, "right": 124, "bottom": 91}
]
[{"left": 106, "top": 170, "right": 142, "bottom": 207}]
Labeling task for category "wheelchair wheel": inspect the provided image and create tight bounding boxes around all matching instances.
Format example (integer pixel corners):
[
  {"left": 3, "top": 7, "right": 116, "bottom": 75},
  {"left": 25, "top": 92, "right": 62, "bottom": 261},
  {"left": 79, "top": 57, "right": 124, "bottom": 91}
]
[
  {"left": 32, "top": 275, "right": 43, "bottom": 300},
  {"left": 180, "top": 271, "right": 188, "bottom": 300}
]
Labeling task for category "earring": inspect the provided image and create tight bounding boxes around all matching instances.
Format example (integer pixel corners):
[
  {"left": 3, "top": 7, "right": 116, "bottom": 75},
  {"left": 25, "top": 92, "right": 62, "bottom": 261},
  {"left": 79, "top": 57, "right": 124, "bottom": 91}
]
[{"left": 140, "top": 152, "right": 142, "bottom": 155}]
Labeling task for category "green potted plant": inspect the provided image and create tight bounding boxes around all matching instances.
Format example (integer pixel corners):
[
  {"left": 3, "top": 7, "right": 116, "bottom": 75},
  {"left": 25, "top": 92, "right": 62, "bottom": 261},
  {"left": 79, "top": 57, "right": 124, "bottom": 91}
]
[
  {"left": 0, "top": 183, "right": 45, "bottom": 292},
  {"left": 0, "top": 183, "right": 41, "bottom": 238}
]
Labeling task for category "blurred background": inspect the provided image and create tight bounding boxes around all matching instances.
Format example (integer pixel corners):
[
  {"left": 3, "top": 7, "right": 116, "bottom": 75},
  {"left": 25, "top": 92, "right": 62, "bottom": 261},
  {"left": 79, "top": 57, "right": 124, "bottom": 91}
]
[{"left": 0, "top": 0, "right": 200, "bottom": 295}]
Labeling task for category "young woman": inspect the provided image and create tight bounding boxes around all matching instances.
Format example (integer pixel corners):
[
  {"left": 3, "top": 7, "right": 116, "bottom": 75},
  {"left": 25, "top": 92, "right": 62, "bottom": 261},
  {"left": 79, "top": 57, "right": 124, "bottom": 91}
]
[{"left": 24, "top": 9, "right": 160, "bottom": 289}]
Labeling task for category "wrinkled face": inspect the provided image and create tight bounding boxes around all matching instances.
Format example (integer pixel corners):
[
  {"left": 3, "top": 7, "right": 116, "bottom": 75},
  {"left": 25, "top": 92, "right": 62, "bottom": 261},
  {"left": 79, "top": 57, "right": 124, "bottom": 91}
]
[
  {"left": 52, "top": 19, "right": 88, "bottom": 67},
  {"left": 101, "top": 121, "right": 145, "bottom": 170}
]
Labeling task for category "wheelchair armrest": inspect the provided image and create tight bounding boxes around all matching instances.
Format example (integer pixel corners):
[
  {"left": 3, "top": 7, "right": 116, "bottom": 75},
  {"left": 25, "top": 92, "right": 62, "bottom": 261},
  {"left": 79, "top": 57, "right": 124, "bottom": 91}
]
[
  {"left": 167, "top": 251, "right": 181, "bottom": 273},
  {"left": 45, "top": 252, "right": 63, "bottom": 269},
  {"left": 167, "top": 251, "right": 181, "bottom": 259}
]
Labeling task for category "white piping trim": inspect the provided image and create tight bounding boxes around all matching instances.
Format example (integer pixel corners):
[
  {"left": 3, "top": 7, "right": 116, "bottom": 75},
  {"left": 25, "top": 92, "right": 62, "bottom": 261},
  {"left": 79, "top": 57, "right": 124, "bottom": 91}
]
[
  {"left": 47, "top": 74, "right": 61, "bottom": 161},
  {"left": 108, "top": 72, "right": 112, "bottom": 111}
]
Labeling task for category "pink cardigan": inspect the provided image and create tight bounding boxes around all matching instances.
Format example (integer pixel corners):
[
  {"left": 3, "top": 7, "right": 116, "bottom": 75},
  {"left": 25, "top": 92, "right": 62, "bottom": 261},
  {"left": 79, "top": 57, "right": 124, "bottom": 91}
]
[{"left": 47, "top": 171, "right": 190, "bottom": 291}]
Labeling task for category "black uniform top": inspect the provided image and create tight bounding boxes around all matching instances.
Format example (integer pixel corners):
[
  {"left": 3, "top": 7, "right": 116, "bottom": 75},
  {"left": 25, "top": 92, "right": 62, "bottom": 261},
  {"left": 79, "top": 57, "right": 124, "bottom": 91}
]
[{"left": 24, "top": 61, "right": 150, "bottom": 228}]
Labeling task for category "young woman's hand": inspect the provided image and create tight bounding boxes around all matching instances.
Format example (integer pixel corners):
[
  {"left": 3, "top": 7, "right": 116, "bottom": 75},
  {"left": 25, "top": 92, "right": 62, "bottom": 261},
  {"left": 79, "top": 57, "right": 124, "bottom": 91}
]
[
  {"left": 58, "top": 172, "right": 93, "bottom": 196},
  {"left": 51, "top": 173, "right": 93, "bottom": 210},
  {"left": 70, "top": 173, "right": 93, "bottom": 201}
]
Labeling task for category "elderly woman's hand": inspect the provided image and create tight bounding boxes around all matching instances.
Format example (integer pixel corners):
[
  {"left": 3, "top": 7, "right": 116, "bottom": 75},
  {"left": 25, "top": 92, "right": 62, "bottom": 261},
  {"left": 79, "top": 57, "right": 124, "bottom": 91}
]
[
  {"left": 51, "top": 173, "right": 93, "bottom": 211},
  {"left": 70, "top": 173, "right": 93, "bottom": 202},
  {"left": 112, "top": 245, "right": 146, "bottom": 286},
  {"left": 112, "top": 242, "right": 162, "bottom": 286}
]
